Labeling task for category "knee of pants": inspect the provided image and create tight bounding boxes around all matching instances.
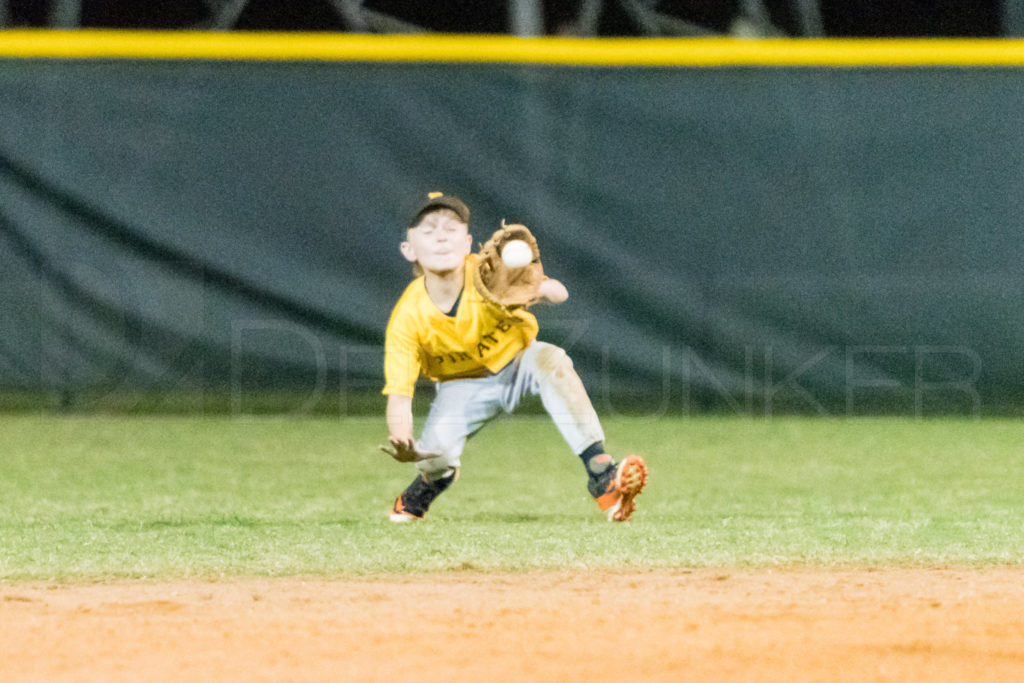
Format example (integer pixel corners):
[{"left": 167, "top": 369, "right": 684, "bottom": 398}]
[
  {"left": 415, "top": 454, "right": 461, "bottom": 481},
  {"left": 414, "top": 435, "right": 463, "bottom": 480},
  {"left": 525, "top": 342, "right": 573, "bottom": 380},
  {"left": 538, "top": 344, "right": 572, "bottom": 374}
]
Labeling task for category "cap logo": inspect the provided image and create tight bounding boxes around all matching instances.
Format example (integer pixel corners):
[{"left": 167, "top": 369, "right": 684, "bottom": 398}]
[{"left": 428, "top": 191, "right": 443, "bottom": 199}]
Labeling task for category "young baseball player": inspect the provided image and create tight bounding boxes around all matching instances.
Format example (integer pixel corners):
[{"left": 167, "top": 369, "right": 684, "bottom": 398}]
[{"left": 380, "top": 191, "right": 648, "bottom": 522}]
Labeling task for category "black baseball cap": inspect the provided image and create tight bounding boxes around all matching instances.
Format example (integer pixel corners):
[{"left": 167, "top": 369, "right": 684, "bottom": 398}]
[{"left": 407, "top": 191, "right": 470, "bottom": 228}]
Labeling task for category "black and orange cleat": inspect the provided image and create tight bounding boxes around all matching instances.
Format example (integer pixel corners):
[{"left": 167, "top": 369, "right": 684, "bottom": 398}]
[
  {"left": 593, "top": 455, "right": 648, "bottom": 522},
  {"left": 389, "top": 492, "right": 425, "bottom": 522},
  {"left": 387, "top": 467, "right": 459, "bottom": 522}
]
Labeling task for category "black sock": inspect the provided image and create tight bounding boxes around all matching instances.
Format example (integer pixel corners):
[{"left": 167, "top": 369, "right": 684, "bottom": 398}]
[
  {"left": 578, "top": 442, "right": 615, "bottom": 477},
  {"left": 401, "top": 469, "right": 456, "bottom": 515}
]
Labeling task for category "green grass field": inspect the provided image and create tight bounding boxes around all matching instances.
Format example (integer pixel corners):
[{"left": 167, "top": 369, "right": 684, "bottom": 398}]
[{"left": 1, "top": 414, "right": 1022, "bottom": 580}]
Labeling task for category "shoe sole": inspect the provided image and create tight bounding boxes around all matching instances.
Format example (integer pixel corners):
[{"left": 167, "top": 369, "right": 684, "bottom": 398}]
[
  {"left": 389, "top": 495, "right": 423, "bottom": 523},
  {"left": 389, "top": 512, "right": 421, "bottom": 523},
  {"left": 609, "top": 455, "right": 648, "bottom": 522}
]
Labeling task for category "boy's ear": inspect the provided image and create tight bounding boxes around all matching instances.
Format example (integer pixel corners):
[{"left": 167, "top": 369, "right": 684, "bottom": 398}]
[{"left": 399, "top": 241, "right": 417, "bottom": 263}]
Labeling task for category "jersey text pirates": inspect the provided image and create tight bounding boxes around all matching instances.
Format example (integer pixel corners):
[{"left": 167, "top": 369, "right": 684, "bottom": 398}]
[{"left": 383, "top": 254, "right": 539, "bottom": 397}]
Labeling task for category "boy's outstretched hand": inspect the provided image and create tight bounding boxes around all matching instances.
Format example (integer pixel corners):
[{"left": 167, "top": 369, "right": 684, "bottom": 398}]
[{"left": 379, "top": 437, "right": 442, "bottom": 463}]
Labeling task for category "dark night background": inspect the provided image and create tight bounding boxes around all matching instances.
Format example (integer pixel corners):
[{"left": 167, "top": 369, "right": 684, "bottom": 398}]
[{"left": 1, "top": 0, "right": 1007, "bottom": 36}]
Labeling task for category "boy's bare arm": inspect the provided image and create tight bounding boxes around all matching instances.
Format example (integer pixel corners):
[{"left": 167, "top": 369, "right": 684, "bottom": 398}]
[
  {"left": 386, "top": 393, "right": 414, "bottom": 443},
  {"left": 539, "top": 277, "right": 568, "bottom": 303},
  {"left": 381, "top": 393, "right": 440, "bottom": 463}
]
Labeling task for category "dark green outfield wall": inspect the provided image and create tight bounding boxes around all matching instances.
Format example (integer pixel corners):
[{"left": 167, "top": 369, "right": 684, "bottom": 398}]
[{"left": 0, "top": 59, "right": 1021, "bottom": 414}]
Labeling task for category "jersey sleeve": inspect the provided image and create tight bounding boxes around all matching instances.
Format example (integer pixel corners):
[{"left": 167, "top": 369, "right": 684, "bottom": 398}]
[{"left": 382, "top": 302, "right": 423, "bottom": 397}]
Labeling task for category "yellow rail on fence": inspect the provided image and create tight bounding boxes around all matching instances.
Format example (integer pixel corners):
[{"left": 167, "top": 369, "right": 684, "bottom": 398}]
[{"left": 1, "top": 30, "right": 1024, "bottom": 66}]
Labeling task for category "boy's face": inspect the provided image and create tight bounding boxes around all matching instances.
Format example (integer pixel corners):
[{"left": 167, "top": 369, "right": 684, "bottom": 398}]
[{"left": 401, "top": 209, "right": 473, "bottom": 275}]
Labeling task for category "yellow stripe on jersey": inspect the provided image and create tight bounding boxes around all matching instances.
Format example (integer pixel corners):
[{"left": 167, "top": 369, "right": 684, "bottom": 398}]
[{"left": 383, "top": 255, "right": 539, "bottom": 397}]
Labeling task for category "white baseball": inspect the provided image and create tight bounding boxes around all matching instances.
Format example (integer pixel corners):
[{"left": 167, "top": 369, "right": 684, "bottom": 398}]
[{"left": 501, "top": 240, "right": 533, "bottom": 268}]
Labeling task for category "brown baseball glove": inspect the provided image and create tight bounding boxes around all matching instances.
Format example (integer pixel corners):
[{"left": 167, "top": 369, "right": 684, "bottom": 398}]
[{"left": 474, "top": 221, "right": 545, "bottom": 310}]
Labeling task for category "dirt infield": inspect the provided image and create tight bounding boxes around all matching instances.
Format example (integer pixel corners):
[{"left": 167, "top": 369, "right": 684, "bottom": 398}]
[{"left": 3, "top": 569, "right": 1024, "bottom": 681}]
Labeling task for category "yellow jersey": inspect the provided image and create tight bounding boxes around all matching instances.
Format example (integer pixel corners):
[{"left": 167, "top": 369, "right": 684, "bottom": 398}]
[{"left": 383, "top": 255, "right": 539, "bottom": 397}]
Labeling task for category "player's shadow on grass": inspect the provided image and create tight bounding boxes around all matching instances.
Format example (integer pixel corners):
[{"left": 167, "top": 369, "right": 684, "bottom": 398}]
[{"left": 460, "top": 511, "right": 578, "bottom": 523}]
